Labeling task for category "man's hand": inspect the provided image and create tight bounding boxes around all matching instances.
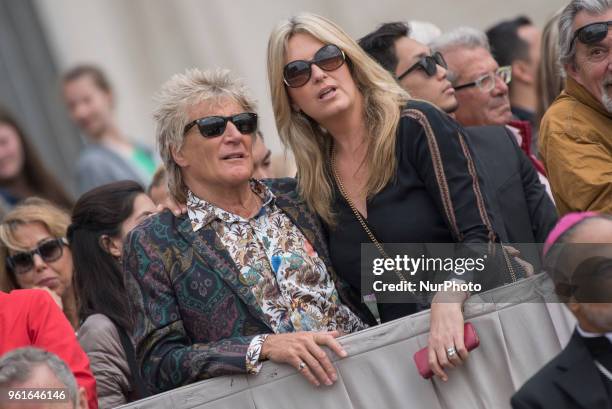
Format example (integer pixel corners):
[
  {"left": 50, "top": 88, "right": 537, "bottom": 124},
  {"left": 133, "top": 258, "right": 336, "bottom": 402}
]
[
  {"left": 261, "top": 331, "right": 347, "bottom": 387},
  {"left": 156, "top": 196, "right": 187, "bottom": 216}
]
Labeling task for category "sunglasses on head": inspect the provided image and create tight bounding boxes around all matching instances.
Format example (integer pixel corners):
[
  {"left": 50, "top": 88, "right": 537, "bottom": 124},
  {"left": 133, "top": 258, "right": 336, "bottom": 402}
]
[
  {"left": 571, "top": 21, "right": 612, "bottom": 45},
  {"left": 6, "top": 238, "right": 67, "bottom": 276},
  {"left": 183, "top": 112, "right": 258, "bottom": 138},
  {"left": 397, "top": 52, "right": 447, "bottom": 80},
  {"left": 283, "top": 44, "right": 346, "bottom": 88}
]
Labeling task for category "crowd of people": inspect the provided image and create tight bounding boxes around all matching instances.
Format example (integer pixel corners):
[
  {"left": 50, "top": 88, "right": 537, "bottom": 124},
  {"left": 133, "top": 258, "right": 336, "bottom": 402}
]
[{"left": 0, "top": 0, "right": 610, "bottom": 408}]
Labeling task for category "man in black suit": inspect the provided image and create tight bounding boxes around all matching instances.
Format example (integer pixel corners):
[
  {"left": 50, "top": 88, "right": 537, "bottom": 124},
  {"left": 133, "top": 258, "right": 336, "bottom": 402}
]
[
  {"left": 511, "top": 214, "right": 612, "bottom": 409},
  {"left": 465, "top": 125, "right": 555, "bottom": 266},
  {"left": 358, "top": 23, "right": 557, "bottom": 264}
]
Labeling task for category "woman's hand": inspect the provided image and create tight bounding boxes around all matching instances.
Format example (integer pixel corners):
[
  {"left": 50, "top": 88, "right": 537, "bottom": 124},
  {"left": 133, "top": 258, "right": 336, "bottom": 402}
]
[
  {"left": 428, "top": 290, "right": 468, "bottom": 381},
  {"left": 260, "top": 331, "right": 347, "bottom": 387}
]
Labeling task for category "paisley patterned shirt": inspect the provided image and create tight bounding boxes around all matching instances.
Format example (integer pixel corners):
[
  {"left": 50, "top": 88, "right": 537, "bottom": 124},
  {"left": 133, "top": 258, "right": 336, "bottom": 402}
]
[{"left": 187, "top": 180, "right": 367, "bottom": 374}]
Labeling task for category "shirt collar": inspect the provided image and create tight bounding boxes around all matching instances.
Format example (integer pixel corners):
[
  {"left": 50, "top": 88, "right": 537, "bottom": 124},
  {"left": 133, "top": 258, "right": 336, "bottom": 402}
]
[
  {"left": 565, "top": 76, "right": 612, "bottom": 119},
  {"left": 187, "top": 179, "right": 275, "bottom": 232},
  {"left": 577, "top": 324, "right": 612, "bottom": 344}
]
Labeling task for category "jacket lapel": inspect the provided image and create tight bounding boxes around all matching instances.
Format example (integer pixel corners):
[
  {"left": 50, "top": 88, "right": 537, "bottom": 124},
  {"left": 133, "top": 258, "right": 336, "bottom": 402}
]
[
  {"left": 554, "top": 331, "right": 609, "bottom": 409},
  {"left": 175, "top": 216, "right": 271, "bottom": 331}
]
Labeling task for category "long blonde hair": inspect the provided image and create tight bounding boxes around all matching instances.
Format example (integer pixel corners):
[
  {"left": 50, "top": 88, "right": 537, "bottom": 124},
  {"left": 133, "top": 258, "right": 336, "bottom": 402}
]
[
  {"left": 535, "top": 8, "right": 565, "bottom": 126},
  {"left": 267, "top": 13, "right": 409, "bottom": 225}
]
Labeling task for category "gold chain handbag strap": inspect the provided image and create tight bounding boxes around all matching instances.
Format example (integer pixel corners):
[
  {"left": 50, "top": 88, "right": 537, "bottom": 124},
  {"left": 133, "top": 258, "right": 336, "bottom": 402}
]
[
  {"left": 330, "top": 147, "right": 410, "bottom": 285},
  {"left": 331, "top": 144, "right": 517, "bottom": 289}
]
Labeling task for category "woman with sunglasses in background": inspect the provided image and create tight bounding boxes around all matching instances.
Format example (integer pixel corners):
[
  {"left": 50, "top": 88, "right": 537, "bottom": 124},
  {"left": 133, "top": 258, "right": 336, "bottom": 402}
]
[
  {"left": 122, "top": 68, "right": 373, "bottom": 394},
  {"left": 358, "top": 21, "right": 459, "bottom": 114},
  {"left": 0, "top": 198, "right": 78, "bottom": 328},
  {"left": 267, "top": 13, "right": 518, "bottom": 381},
  {"left": 69, "top": 181, "right": 156, "bottom": 408}
]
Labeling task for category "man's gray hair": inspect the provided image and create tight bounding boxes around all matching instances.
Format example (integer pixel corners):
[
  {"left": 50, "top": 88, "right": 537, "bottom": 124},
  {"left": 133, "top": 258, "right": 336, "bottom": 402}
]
[
  {"left": 559, "top": 0, "right": 612, "bottom": 67},
  {"left": 0, "top": 347, "right": 79, "bottom": 407},
  {"left": 429, "top": 26, "right": 491, "bottom": 53},
  {"left": 153, "top": 68, "right": 258, "bottom": 203}
]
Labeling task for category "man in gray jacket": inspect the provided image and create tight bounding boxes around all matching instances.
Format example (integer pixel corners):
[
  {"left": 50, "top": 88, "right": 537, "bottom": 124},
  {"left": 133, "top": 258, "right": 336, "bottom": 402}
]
[{"left": 62, "top": 65, "right": 157, "bottom": 194}]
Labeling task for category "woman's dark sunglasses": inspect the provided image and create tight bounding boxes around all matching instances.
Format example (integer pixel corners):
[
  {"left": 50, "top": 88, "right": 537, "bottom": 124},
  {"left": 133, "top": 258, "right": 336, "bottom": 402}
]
[
  {"left": 572, "top": 21, "right": 612, "bottom": 45},
  {"left": 397, "top": 52, "right": 447, "bottom": 80},
  {"left": 183, "top": 112, "right": 258, "bottom": 138},
  {"left": 6, "top": 238, "right": 67, "bottom": 275},
  {"left": 283, "top": 44, "right": 346, "bottom": 88}
]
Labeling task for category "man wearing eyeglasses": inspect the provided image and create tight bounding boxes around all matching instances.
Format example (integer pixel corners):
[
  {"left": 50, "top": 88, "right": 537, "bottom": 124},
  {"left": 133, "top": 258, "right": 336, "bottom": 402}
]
[
  {"left": 539, "top": 0, "right": 612, "bottom": 216},
  {"left": 359, "top": 23, "right": 557, "bottom": 264},
  {"left": 430, "top": 27, "right": 552, "bottom": 199},
  {"left": 429, "top": 27, "right": 513, "bottom": 128}
]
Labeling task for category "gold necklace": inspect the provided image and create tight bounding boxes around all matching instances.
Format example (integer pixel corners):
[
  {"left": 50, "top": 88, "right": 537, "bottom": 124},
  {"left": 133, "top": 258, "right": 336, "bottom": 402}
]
[{"left": 330, "top": 145, "right": 412, "bottom": 287}]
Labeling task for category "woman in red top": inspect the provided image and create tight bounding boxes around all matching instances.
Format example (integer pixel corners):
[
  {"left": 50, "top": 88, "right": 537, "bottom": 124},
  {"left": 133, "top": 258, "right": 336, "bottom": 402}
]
[{"left": 0, "top": 288, "right": 98, "bottom": 409}]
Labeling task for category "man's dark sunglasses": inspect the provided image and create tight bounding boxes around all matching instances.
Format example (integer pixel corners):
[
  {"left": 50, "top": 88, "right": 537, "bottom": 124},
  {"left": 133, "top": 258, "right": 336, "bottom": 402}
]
[
  {"left": 397, "top": 52, "right": 447, "bottom": 80},
  {"left": 183, "top": 112, "right": 258, "bottom": 138},
  {"left": 571, "top": 21, "right": 612, "bottom": 45},
  {"left": 283, "top": 44, "right": 346, "bottom": 88},
  {"left": 6, "top": 238, "right": 67, "bottom": 275}
]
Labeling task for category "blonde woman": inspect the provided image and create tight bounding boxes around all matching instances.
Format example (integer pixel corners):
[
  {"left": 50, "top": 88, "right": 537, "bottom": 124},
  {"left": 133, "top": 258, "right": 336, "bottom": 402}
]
[
  {"left": 267, "top": 13, "right": 515, "bottom": 381},
  {"left": 0, "top": 198, "right": 78, "bottom": 329}
]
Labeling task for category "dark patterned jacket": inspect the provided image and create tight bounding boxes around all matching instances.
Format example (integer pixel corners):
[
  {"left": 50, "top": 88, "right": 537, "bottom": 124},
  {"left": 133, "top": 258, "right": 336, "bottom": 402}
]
[{"left": 123, "top": 178, "right": 376, "bottom": 394}]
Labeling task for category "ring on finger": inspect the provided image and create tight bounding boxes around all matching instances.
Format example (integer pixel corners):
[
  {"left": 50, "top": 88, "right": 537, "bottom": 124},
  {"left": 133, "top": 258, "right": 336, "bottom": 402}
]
[
  {"left": 298, "top": 361, "right": 307, "bottom": 371},
  {"left": 446, "top": 346, "right": 457, "bottom": 358}
]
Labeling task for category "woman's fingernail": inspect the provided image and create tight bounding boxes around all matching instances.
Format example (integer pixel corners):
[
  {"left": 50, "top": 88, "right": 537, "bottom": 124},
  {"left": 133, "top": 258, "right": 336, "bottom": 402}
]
[
  {"left": 340, "top": 349, "right": 347, "bottom": 357},
  {"left": 331, "top": 373, "right": 337, "bottom": 382}
]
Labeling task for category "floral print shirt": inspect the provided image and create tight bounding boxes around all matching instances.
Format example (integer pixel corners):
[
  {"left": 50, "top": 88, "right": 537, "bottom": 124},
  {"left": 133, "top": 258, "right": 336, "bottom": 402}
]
[{"left": 187, "top": 180, "right": 366, "bottom": 374}]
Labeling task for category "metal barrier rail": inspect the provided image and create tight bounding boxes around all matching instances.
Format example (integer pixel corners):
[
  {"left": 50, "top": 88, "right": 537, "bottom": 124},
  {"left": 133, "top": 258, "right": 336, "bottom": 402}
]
[{"left": 118, "top": 274, "right": 575, "bottom": 409}]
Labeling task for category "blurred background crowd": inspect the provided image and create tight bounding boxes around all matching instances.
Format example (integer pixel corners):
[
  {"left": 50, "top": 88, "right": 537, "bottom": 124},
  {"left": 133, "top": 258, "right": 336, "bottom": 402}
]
[{"left": 1, "top": 0, "right": 568, "bottom": 198}]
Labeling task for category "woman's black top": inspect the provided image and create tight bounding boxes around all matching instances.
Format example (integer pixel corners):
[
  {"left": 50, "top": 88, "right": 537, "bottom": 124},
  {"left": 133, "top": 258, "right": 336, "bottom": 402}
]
[{"left": 324, "top": 100, "right": 500, "bottom": 322}]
